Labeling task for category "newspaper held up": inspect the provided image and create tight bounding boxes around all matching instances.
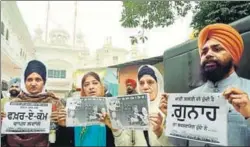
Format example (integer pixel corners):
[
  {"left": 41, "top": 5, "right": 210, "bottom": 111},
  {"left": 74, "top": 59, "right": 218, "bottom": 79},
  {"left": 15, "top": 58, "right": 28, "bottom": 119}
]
[
  {"left": 66, "top": 97, "right": 107, "bottom": 127},
  {"left": 107, "top": 94, "right": 150, "bottom": 130}
]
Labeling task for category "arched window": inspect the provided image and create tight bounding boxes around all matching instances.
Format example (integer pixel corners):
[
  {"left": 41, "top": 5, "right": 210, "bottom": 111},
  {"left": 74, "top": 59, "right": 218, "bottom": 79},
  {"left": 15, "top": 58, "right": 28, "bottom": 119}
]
[
  {"left": 1, "top": 80, "right": 8, "bottom": 91},
  {"left": 6, "top": 29, "right": 9, "bottom": 40},
  {"left": 1, "top": 21, "right": 4, "bottom": 35},
  {"left": 113, "top": 56, "right": 118, "bottom": 63},
  {"left": 20, "top": 48, "right": 22, "bottom": 56}
]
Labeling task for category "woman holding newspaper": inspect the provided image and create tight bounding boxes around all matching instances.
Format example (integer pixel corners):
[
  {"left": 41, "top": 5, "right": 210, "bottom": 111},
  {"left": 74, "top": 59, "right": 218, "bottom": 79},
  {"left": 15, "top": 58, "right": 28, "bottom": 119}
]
[
  {"left": 57, "top": 72, "right": 115, "bottom": 147},
  {"left": 101, "top": 65, "right": 171, "bottom": 146}
]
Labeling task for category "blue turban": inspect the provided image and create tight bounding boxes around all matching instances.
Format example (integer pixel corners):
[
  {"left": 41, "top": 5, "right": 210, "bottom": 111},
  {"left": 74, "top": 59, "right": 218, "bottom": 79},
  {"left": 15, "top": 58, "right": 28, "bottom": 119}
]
[
  {"left": 9, "top": 77, "right": 21, "bottom": 88},
  {"left": 24, "top": 60, "right": 47, "bottom": 84},
  {"left": 138, "top": 65, "right": 157, "bottom": 82}
]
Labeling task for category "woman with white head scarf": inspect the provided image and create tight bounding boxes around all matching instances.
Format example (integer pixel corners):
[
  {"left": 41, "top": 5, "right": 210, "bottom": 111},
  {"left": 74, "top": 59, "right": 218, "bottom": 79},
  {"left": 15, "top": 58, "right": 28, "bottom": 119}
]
[
  {"left": 104, "top": 65, "right": 170, "bottom": 146},
  {"left": 137, "top": 65, "right": 164, "bottom": 115}
]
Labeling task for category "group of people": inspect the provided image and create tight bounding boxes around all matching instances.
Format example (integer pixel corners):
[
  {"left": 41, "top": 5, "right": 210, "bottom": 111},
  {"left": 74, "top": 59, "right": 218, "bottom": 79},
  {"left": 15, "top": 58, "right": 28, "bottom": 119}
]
[{"left": 1, "top": 23, "right": 250, "bottom": 147}]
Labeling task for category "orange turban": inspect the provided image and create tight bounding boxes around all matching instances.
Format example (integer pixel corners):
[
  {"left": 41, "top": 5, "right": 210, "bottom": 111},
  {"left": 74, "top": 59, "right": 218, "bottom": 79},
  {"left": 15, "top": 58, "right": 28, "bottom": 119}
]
[{"left": 198, "top": 23, "right": 244, "bottom": 65}]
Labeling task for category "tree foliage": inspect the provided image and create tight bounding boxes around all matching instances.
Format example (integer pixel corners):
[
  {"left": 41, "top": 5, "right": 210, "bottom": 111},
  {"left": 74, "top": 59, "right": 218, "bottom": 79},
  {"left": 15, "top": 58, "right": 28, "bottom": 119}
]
[
  {"left": 121, "top": 1, "right": 250, "bottom": 44},
  {"left": 120, "top": 0, "right": 192, "bottom": 44},
  {"left": 191, "top": 1, "right": 250, "bottom": 37}
]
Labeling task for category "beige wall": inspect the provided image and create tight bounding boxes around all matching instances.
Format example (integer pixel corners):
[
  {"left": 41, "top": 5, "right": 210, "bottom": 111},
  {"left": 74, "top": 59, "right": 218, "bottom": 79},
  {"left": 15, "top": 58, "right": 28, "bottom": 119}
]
[
  {"left": 118, "top": 62, "right": 164, "bottom": 95},
  {"left": 118, "top": 65, "right": 139, "bottom": 95}
]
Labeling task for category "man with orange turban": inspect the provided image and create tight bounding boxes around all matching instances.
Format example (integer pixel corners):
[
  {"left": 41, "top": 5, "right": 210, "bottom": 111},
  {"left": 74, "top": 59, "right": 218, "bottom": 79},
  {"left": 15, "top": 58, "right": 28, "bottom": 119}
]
[
  {"left": 162, "top": 23, "right": 250, "bottom": 146},
  {"left": 125, "top": 78, "right": 138, "bottom": 95}
]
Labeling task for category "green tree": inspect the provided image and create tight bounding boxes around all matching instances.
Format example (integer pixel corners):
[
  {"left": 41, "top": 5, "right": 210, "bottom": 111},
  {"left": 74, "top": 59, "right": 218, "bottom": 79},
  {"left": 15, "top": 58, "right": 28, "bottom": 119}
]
[
  {"left": 120, "top": 0, "right": 192, "bottom": 44},
  {"left": 191, "top": 1, "right": 250, "bottom": 37}
]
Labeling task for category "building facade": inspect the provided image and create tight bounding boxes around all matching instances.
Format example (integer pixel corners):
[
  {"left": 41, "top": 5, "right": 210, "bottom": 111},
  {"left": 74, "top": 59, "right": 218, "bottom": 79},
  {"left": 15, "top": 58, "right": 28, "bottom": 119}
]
[
  {"left": 33, "top": 27, "right": 82, "bottom": 98},
  {"left": 1, "top": 1, "right": 148, "bottom": 98},
  {"left": 95, "top": 37, "right": 129, "bottom": 67},
  {"left": 33, "top": 27, "right": 137, "bottom": 98},
  {"left": 1, "top": 1, "right": 35, "bottom": 81}
]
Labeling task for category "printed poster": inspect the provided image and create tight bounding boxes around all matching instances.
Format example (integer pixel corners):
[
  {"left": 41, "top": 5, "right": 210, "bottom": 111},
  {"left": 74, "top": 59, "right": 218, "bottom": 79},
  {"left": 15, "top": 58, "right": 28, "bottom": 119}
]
[
  {"left": 165, "top": 93, "right": 228, "bottom": 146},
  {"left": 1, "top": 102, "right": 52, "bottom": 134}
]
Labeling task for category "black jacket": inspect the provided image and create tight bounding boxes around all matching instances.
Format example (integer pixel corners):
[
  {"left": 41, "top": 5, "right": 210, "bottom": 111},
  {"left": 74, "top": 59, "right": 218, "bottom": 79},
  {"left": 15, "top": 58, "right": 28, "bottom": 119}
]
[
  {"left": 106, "top": 126, "right": 115, "bottom": 147},
  {"left": 50, "top": 126, "right": 74, "bottom": 147},
  {"left": 104, "top": 94, "right": 115, "bottom": 147},
  {"left": 51, "top": 126, "right": 115, "bottom": 147}
]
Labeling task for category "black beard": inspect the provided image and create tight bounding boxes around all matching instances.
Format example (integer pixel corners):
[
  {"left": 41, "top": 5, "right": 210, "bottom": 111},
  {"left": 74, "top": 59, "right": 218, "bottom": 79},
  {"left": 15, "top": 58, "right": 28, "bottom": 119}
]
[
  {"left": 9, "top": 90, "right": 20, "bottom": 97},
  {"left": 127, "top": 89, "right": 134, "bottom": 94},
  {"left": 201, "top": 59, "right": 233, "bottom": 83}
]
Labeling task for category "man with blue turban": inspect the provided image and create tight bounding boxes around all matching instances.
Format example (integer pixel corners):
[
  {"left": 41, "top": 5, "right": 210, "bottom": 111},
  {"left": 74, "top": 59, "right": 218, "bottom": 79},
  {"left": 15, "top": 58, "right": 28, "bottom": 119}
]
[
  {"left": 8, "top": 77, "right": 21, "bottom": 98},
  {"left": 1, "top": 77, "right": 21, "bottom": 114}
]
